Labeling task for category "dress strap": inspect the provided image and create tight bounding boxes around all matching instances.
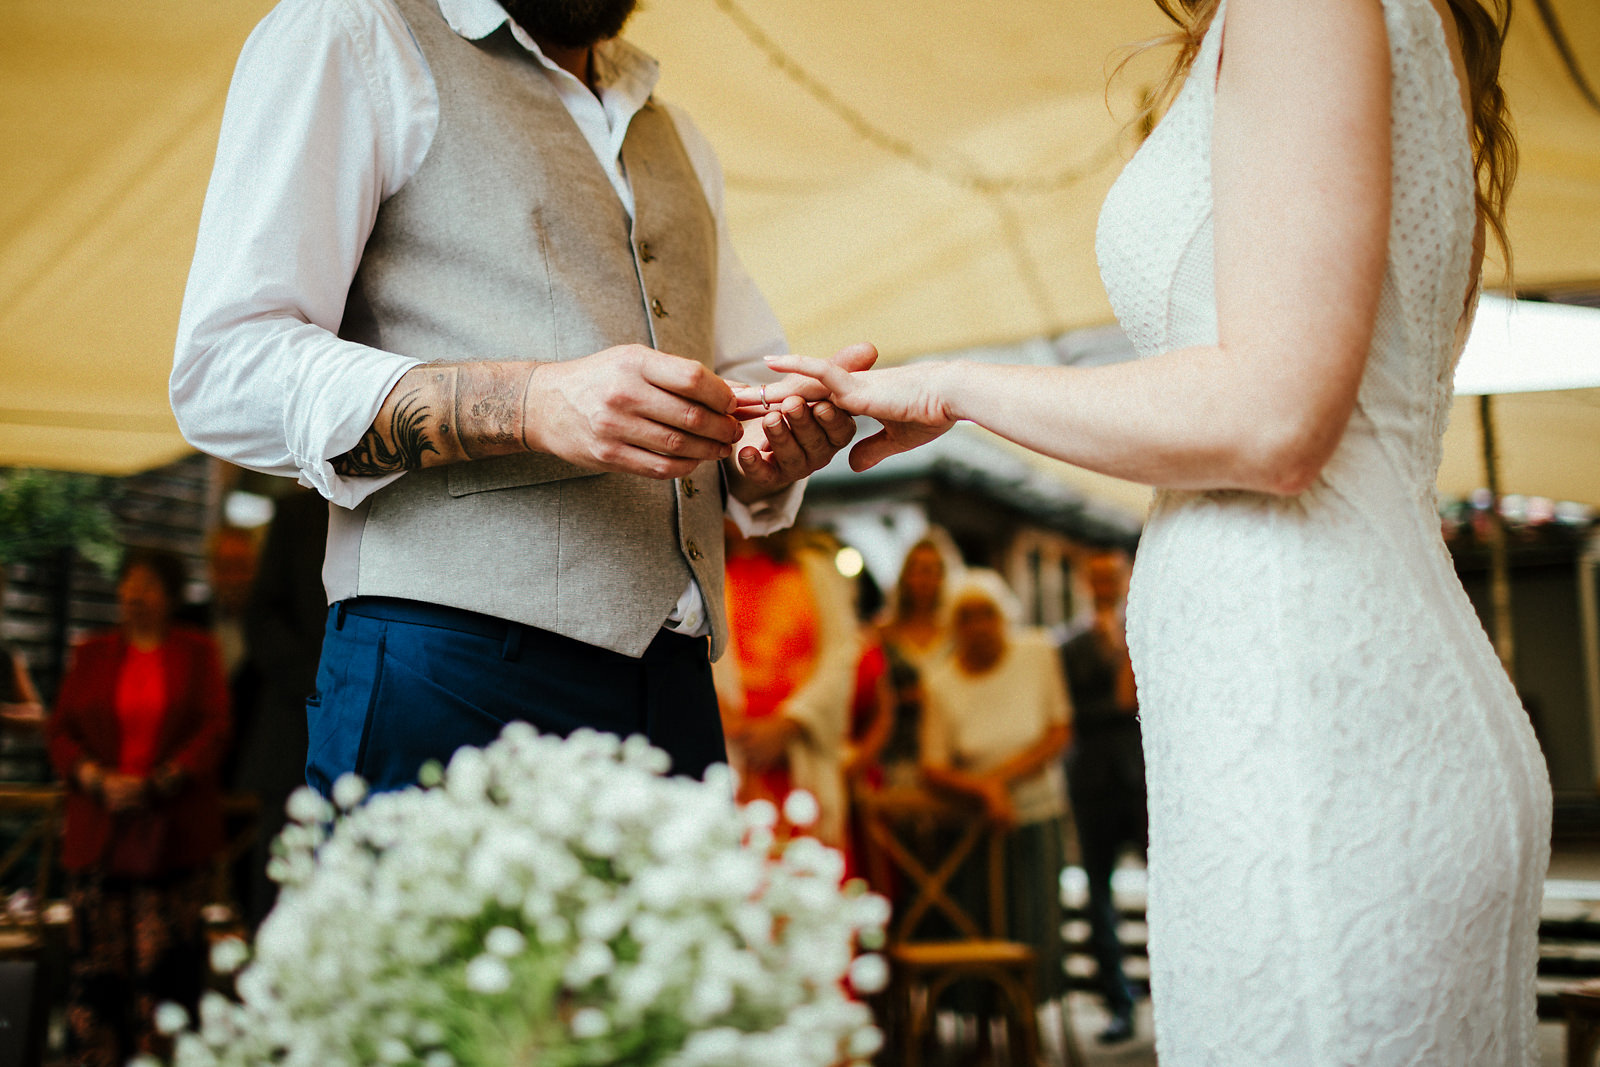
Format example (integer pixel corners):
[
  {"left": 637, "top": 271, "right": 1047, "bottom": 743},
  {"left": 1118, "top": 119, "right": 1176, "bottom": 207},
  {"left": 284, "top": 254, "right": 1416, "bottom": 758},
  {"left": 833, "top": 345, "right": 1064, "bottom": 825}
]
[{"left": 1196, "top": 0, "right": 1229, "bottom": 103}]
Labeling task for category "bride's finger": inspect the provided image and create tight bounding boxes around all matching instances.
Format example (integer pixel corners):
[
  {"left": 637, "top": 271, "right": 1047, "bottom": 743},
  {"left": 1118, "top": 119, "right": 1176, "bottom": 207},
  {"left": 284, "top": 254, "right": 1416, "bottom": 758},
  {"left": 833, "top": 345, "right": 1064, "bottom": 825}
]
[
  {"left": 732, "top": 344, "right": 877, "bottom": 415},
  {"left": 728, "top": 370, "right": 830, "bottom": 414},
  {"left": 763, "top": 354, "right": 853, "bottom": 395}
]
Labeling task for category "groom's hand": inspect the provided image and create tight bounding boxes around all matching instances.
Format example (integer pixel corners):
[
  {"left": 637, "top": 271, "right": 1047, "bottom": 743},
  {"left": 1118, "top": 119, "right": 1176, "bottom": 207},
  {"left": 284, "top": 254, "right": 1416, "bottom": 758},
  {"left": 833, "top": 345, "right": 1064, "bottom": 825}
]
[
  {"left": 724, "top": 343, "right": 877, "bottom": 502},
  {"left": 725, "top": 397, "right": 856, "bottom": 502},
  {"left": 523, "top": 344, "right": 742, "bottom": 479}
]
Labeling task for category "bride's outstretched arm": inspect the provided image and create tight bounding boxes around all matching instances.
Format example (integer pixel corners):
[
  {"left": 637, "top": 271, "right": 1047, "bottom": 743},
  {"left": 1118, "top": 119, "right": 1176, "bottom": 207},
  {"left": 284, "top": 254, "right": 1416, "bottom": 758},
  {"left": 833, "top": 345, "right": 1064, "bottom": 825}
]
[{"left": 767, "top": 0, "right": 1393, "bottom": 496}]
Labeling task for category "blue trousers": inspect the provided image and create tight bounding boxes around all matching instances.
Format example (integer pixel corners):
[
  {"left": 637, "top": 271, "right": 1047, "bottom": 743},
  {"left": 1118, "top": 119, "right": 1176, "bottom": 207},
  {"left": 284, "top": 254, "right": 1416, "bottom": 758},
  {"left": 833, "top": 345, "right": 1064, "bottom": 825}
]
[{"left": 304, "top": 597, "right": 726, "bottom": 796}]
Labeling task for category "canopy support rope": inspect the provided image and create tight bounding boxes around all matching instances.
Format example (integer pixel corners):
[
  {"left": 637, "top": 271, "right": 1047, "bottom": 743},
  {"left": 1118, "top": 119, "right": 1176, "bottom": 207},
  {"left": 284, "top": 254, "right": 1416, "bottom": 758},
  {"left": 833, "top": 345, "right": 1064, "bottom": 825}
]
[
  {"left": 1531, "top": 0, "right": 1600, "bottom": 115},
  {"left": 710, "top": 0, "right": 1132, "bottom": 337}
]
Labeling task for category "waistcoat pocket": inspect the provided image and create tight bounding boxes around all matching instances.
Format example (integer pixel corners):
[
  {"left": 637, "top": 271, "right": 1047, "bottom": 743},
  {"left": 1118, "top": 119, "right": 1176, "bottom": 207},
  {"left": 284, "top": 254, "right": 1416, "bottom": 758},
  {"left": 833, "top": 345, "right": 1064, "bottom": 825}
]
[{"left": 447, "top": 452, "right": 602, "bottom": 497}]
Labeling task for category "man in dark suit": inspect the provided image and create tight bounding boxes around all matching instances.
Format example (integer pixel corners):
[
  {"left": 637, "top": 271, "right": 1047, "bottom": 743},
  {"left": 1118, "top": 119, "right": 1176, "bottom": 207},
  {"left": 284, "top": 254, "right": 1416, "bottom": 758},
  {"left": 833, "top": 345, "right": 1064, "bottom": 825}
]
[{"left": 1061, "top": 548, "right": 1147, "bottom": 1044}]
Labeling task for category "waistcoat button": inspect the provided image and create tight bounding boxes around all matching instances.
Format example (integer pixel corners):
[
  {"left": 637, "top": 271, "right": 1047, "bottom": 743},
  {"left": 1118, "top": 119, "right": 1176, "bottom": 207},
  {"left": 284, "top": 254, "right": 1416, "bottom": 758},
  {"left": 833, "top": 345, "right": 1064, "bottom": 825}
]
[
  {"left": 639, "top": 242, "right": 656, "bottom": 263},
  {"left": 686, "top": 540, "right": 703, "bottom": 561},
  {"left": 683, "top": 477, "right": 697, "bottom": 497},
  {"left": 651, "top": 298, "right": 668, "bottom": 318}
]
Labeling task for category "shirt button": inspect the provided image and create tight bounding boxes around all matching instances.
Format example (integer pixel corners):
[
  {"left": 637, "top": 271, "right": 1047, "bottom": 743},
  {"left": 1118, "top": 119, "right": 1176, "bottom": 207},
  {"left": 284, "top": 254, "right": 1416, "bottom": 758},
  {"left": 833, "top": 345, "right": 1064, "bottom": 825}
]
[
  {"left": 686, "top": 540, "right": 703, "bottom": 561},
  {"left": 651, "top": 298, "right": 668, "bottom": 318},
  {"left": 639, "top": 242, "right": 656, "bottom": 263}
]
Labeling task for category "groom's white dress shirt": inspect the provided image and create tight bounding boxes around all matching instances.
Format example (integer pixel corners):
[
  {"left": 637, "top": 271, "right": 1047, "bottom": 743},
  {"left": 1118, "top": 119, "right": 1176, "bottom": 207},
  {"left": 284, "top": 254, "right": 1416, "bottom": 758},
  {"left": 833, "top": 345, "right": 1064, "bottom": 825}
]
[{"left": 173, "top": 0, "right": 801, "bottom": 638}]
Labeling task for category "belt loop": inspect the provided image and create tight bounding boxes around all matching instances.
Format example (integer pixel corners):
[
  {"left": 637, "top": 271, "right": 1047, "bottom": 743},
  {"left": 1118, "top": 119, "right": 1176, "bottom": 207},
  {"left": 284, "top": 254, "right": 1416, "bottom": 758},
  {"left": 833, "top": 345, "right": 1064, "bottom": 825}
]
[
  {"left": 335, "top": 601, "right": 348, "bottom": 630},
  {"left": 501, "top": 623, "right": 523, "bottom": 662}
]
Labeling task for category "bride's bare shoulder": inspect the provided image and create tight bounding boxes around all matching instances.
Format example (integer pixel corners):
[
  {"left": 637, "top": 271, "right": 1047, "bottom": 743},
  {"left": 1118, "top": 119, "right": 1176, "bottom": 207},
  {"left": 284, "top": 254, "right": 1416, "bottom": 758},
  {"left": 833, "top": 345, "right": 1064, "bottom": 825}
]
[{"left": 1212, "top": 0, "right": 1389, "bottom": 111}]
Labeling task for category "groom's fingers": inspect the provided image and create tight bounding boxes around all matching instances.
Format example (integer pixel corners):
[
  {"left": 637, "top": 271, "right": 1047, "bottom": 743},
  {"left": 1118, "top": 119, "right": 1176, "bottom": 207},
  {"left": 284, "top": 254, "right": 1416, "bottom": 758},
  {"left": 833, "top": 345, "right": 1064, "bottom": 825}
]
[
  {"left": 776, "top": 395, "right": 834, "bottom": 463},
  {"left": 813, "top": 402, "right": 857, "bottom": 449}
]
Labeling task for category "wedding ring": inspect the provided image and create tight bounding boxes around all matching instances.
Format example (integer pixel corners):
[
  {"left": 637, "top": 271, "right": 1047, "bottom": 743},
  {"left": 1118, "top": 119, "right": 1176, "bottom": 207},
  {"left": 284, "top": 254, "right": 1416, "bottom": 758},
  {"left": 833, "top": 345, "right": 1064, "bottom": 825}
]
[{"left": 760, "top": 385, "right": 770, "bottom": 412}]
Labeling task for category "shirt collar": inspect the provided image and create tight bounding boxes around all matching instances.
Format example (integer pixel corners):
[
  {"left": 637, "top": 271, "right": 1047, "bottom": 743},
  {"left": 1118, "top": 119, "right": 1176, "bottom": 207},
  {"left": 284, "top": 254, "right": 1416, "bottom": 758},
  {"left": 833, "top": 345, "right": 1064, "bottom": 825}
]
[{"left": 432, "top": 0, "right": 660, "bottom": 100}]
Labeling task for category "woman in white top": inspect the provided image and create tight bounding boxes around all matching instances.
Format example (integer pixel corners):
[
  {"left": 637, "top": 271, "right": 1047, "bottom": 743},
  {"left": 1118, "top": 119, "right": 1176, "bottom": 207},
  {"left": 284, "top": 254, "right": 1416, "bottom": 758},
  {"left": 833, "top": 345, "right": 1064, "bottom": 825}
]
[{"left": 920, "top": 570, "right": 1072, "bottom": 1004}]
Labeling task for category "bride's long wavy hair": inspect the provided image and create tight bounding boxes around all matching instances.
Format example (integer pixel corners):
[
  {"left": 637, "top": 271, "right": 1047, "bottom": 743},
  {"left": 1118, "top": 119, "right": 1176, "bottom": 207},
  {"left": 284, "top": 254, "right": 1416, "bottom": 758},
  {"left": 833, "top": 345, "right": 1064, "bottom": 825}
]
[{"left": 1136, "top": 0, "right": 1516, "bottom": 264}]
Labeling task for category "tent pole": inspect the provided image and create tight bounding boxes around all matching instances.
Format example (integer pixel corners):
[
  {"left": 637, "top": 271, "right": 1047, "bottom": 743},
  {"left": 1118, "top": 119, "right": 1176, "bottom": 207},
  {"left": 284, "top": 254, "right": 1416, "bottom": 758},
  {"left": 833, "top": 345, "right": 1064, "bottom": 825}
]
[{"left": 1479, "top": 394, "right": 1516, "bottom": 676}]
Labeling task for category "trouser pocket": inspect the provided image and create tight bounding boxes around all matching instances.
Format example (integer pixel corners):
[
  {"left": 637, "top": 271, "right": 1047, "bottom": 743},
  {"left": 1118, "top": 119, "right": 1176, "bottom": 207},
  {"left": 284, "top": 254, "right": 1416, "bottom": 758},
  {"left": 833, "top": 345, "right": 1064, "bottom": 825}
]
[{"left": 304, "top": 608, "right": 386, "bottom": 797}]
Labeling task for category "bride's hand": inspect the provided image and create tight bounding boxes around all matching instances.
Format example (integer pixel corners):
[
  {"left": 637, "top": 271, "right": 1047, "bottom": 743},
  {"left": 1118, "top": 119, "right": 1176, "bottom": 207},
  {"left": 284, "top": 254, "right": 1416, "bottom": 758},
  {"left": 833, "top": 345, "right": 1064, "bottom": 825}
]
[
  {"left": 728, "top": 342, "right": 879, "bottom": 418},
  {"left": 762, "top": 353, "right": 957, "bottom": 472}
]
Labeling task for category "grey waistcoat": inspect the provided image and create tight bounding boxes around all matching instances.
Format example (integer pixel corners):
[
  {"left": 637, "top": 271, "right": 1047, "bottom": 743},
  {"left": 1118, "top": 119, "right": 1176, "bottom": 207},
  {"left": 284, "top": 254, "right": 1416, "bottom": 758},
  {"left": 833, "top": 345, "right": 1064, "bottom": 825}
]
[{"left": 324, "top": 0, "right": 727, "bottom": 659}]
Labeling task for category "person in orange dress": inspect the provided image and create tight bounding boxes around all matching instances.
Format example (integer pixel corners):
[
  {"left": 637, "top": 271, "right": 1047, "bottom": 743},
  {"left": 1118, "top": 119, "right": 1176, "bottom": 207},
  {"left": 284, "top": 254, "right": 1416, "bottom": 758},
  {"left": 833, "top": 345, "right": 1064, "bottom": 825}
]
[{"left": 716, "top": 527, "right": 858, "bottom": 848}]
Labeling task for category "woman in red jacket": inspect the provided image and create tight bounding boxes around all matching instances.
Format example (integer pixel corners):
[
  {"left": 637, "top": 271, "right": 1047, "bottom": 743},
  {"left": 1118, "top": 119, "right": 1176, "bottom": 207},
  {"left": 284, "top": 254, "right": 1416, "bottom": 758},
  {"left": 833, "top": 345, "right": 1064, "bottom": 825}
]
[{"left": 48, "top": 547, "right": 230, "bottom": 1067}]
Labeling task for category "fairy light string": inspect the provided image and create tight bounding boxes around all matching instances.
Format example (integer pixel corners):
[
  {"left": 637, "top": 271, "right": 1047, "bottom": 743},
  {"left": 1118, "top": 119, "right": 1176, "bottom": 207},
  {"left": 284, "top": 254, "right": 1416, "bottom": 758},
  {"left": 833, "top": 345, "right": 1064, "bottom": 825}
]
[
  {"left": 708, "top": 0, "right": 1129, "bottom": 331},
  {"left": 709, "top": 0, "right": 1125, "bottom": 196}
]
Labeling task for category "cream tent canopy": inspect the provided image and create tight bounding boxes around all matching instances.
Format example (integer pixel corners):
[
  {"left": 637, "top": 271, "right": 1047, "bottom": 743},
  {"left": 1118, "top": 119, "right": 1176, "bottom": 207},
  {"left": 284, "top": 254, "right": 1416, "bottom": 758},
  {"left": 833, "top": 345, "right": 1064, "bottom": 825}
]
[{"left": 3, "top": 0, "right": 1598, "bottom": 482}]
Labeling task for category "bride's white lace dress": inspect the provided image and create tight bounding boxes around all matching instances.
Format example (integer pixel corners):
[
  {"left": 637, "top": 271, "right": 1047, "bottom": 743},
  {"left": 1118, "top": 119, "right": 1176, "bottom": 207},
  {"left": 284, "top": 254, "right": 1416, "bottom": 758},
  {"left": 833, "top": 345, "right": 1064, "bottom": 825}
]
[{"left": 1096, "top": 0, "right": 1552, "bottom": 1062}]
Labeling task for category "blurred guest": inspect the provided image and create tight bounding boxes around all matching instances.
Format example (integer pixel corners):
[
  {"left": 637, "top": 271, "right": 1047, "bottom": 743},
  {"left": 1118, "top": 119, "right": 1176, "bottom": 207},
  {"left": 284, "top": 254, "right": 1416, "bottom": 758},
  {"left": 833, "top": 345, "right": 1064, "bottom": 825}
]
[
  {"left": 1060, "top": 548, "right": 1146, "bottom": 1044},
  {"left": 47, "top": 548, "right": 230, "bottom": 1067},
  {"left": 200, "top": 526, "right": 259, "bottom": 680},
  {"left": 237, "top": 488, "right": 328, "bottom": 927},
  {"left": 874, "top": 536, "right": 957, "bottom": 786},
  {"left": 0, "top": 567, "right": 44, "bottom": 730},
  {"left": 191, "top": 526, "right": 262, "bottom": 792},
  {"left": 921, "top": 570, "right": 1072, "bottom": 1005},
  {"left": 842, "top": 572, "right": 895, "bottom": 878},
  {"left": 716, "top": 527, "right": 858, "bottom": 847},
  {"left": 844, "top": 568, "right": 893, "bottom": 786}
]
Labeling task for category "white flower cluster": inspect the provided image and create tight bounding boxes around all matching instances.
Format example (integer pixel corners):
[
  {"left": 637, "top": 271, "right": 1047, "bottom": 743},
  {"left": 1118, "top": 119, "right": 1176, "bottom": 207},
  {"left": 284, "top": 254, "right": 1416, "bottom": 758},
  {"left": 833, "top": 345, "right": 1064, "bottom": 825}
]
[{"left": 160, "top": 724, "right": 889, "bottom": 1067}]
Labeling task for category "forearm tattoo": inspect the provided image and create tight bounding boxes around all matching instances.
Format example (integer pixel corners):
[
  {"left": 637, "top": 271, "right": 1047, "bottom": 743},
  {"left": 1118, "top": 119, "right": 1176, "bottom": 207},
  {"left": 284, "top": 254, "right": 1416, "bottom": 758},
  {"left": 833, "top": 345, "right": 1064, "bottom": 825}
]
[
  {"left": 332, "top": 364, "right": 532, "bottom": 476},
  {"left": 332, "top": 387, "right": 440, "bottom": 475},
  {"left": 454, "top": 363, "right": 529, "bottom": 460}
]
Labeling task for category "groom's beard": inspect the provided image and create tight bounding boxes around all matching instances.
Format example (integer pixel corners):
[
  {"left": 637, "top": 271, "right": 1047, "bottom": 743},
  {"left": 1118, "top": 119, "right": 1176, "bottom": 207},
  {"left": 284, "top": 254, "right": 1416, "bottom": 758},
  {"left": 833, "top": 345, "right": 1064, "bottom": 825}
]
[{"left": 500, "top": 0, "right": 639, "bottom": 49}]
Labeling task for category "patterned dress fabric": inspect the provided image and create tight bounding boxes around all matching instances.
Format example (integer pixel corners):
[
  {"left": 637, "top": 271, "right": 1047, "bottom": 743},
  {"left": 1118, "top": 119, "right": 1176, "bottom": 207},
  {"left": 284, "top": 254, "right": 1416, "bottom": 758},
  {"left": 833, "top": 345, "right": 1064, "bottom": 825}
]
[{"left": 1095, "top": 1, "right": 1552, "bottom": 1063}]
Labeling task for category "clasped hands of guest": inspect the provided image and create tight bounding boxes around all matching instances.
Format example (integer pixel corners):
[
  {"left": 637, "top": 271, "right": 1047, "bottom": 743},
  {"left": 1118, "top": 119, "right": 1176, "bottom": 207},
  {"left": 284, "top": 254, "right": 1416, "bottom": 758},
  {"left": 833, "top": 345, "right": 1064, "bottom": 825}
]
[
  {"left": 973, "top": 776, "right": 1018, "bottom": 829},
  {"left": 74, "top": 760, "right": 183, "bottom": 813},
  {"left": 76, "top": 762, "right": 146, "bottom": 813},
  {"left": 726, "top": 714, "right": 802, "bottom": 772}
]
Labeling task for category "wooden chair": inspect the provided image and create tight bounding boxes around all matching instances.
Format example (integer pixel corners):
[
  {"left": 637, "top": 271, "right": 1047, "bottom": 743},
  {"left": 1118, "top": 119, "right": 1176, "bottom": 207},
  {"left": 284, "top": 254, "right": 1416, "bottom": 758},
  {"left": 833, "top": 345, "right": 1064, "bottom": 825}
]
[
  {"left": 0, "top": 786, "right": 64, "bottom": 1067},
  {"left": 1561, "top": 979, "right": 1600, "bottom": 1067},
  {"left": 854, "top": 785, "right": 1083, "bottom": 1067},
  {"left": 207, "top": 792, "right": 262, "bottom": 930},
  {"left": 0, "top": 785, "right": 63, "bottom": 953}
]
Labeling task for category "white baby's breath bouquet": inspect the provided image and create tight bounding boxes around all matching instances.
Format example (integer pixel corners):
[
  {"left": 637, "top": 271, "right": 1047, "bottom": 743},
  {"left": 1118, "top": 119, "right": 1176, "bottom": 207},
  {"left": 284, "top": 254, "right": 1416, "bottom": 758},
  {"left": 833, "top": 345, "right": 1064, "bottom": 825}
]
[{"left": 157, "top": 723, "right": 888, "bottom": 1067}]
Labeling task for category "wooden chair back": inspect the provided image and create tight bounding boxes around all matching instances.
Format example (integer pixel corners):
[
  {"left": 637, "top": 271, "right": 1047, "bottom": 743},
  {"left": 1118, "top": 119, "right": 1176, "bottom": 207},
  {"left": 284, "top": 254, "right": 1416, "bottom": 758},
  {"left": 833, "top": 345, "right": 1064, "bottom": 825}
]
[
  {"left": 0, "top": 786, "right": 63, "bottom": 951},
  {"left": 853, "top": 785, "right": 1010, "bottom": 945}
]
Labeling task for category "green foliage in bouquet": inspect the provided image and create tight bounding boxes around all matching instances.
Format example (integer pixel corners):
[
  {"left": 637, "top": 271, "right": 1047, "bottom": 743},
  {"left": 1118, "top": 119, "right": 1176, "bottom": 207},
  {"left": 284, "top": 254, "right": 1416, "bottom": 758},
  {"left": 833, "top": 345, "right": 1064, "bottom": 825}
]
[
  {"left": 0, "top": 468, "right": 120, "bottom": 570},
  {"left": 154, "top": 725, "right": 889, "bottom": 1067}
]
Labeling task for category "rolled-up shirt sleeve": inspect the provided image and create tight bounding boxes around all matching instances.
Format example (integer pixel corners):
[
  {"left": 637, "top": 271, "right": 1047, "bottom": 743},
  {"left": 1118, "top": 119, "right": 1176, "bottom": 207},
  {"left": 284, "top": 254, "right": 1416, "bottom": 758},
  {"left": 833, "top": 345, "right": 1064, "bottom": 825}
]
[{"left": 170, "top": 0, "right": 433, "bottom": 509}]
